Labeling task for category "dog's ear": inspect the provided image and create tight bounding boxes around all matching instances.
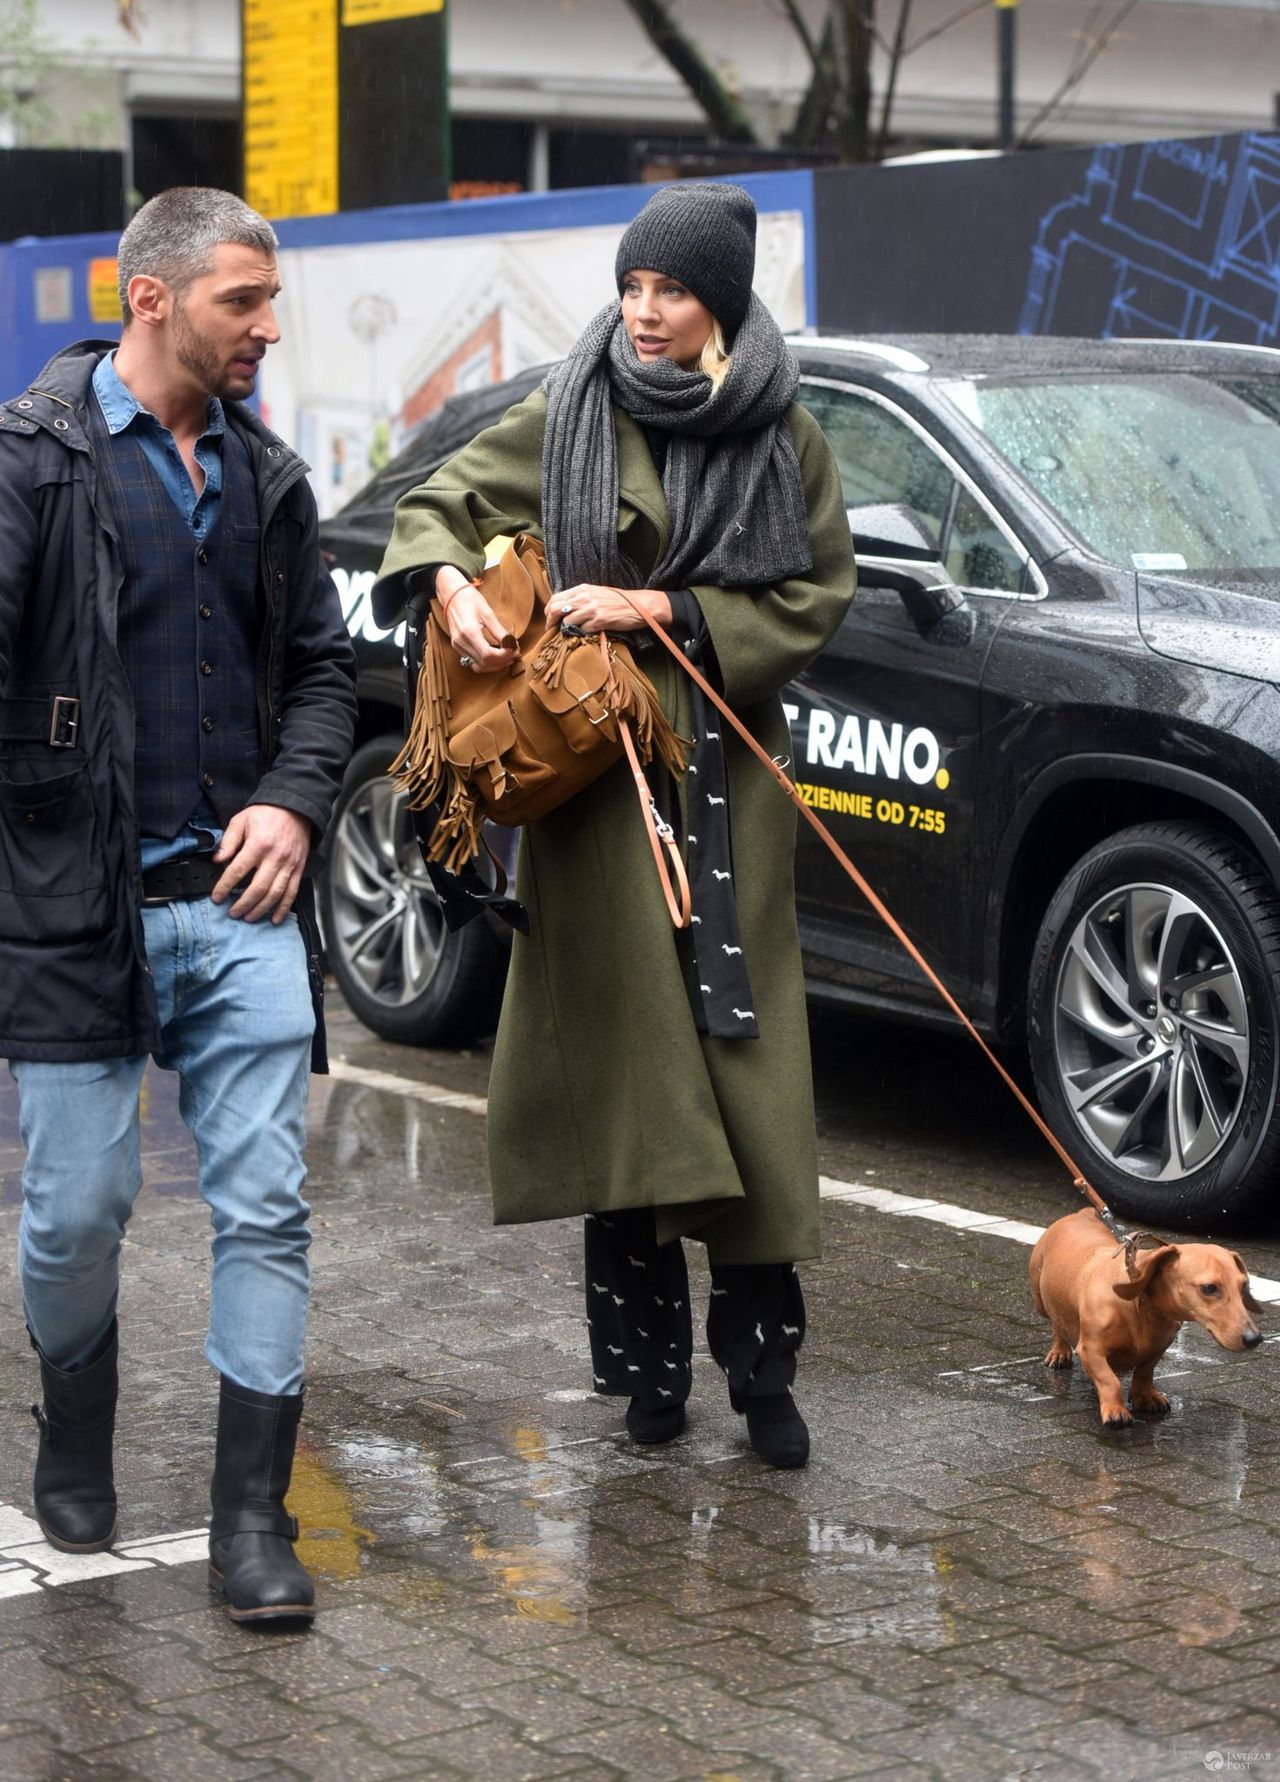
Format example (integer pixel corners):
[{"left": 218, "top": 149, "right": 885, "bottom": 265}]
[
  {"left": 1231, "top": 1251, "right": 1264, "bottom": 1315},
  {"left": 1113, "top": 1244, "right": 1179, "bottom": 1299}
]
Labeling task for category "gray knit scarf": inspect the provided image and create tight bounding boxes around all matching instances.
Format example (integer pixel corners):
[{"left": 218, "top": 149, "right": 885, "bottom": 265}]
[{"left": 541, "top": 295, "right": 812, "bottom": 593}]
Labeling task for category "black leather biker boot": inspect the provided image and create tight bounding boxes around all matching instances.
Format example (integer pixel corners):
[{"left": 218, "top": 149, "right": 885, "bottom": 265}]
[
  {"left": 30, "top": 1322, "right": 119, "bottom": 1552},
  {"left": 207, "top": 1376, "right": 316, "bottom": 1626}
]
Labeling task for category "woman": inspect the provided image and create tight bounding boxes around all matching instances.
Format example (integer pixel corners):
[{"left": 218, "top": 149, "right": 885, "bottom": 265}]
[{"left": 374, "top": 182, "right": 856, "bottom": 1467}]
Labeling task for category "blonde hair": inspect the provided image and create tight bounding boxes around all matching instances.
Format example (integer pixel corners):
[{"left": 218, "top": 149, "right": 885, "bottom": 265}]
[{"left": 700, "top": 319, "right": 732, "bottom": 389}]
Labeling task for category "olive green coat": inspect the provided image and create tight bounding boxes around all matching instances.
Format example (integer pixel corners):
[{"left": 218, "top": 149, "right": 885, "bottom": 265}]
[{"left": 374, "top": 388, "right": 855, "bottom": 1264}]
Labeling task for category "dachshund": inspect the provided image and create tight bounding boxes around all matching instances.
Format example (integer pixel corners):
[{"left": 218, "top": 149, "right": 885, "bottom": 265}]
[{"left": 1029, "top": 1207, "right": 1263, "bottom": 1427}]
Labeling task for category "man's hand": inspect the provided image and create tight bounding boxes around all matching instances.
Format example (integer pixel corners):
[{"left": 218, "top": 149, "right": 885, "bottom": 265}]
[{"left": 211, "top": 804, "right": 311, "bottom": 924}]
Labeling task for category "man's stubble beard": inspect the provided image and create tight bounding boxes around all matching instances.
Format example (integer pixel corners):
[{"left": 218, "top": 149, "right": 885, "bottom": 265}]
[{"left": 171, "top": 298, "right": 254, "bottom": 401}]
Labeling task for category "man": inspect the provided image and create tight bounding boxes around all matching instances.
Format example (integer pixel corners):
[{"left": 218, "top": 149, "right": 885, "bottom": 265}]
[{"left": 0, "top": 188, "right": 356, "bottom": 1624}]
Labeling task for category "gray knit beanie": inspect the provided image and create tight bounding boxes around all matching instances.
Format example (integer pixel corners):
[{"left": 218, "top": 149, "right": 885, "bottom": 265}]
[{"left": 615, "top": 181, "right": 757, "bottom": 339}]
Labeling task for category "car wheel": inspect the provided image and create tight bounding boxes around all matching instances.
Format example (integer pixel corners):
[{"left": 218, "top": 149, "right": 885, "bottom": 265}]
[
  {"left": 319, "top": 737, "right": 507, "bottom": 1047},
  {"left": 1027, "top": 821, "right": 1280, "bottom": 1229}
]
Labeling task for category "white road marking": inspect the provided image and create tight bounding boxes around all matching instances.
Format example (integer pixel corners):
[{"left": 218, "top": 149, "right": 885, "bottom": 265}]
[
  {"left": 328, "top": 1058, "right": 489, "bottom": 1116},
  {"left": 325, "top": 1056, "right": 1280, "bottom": 1305},
  {"left": 0, "top": 1507, "right": 210, "bottom": 1594},
  {"left": 937, "top": 1356, "right": 1043, "bottom": 1377}
]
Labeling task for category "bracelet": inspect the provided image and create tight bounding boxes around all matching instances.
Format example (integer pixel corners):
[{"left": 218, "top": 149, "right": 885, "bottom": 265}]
[{"left": 437, "top": 577, "right": 480, "bottom": 619}]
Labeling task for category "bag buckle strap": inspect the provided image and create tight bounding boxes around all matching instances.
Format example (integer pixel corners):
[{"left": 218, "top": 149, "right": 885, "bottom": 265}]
[
  {"left": 48, "top": 695, "right": 80, "bottom": 750},
  {"left": 573, "top": 688, "right": 613, "bottom": 727}
]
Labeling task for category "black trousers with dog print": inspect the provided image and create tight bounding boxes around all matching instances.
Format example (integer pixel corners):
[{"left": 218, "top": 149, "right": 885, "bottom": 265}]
[{"left": 584, "top": 1209, "right": 805, "bottom": 1410}]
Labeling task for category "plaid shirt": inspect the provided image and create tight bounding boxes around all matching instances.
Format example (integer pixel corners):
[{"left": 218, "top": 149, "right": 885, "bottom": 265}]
[
  {"left": 88, "top": 395, "right": 264, "bottom": 840},
  {"left": 91, "top": 352, "right": 225, "bottom": 539}
]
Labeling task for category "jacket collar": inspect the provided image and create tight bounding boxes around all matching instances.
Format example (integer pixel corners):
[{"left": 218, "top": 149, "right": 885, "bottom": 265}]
[
  {"left": 91, "top": 348, "right": 226, "bottom": 444},
  {"left": 11, "top": 340, "right": 308, "bottom": 504}
]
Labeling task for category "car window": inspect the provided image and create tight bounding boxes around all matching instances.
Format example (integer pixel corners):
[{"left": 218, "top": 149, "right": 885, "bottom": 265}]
[
  {"left": 946, "top": 372, "right": 1280, "bottom": 580},
  {"left": 799, "top": 380, "right": 1023, "bottom": 593},
  {"left": 944, "top": 487, "right": 1026, "bottom": 591},
  {"left": 799, "top": 382, "right": 952, "bottom": 539}
]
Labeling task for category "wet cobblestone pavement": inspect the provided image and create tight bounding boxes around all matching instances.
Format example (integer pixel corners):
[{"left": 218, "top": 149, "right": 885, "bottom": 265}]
[{"left": 2, "top": 1002, "right": 1280, "bottom": 1780}]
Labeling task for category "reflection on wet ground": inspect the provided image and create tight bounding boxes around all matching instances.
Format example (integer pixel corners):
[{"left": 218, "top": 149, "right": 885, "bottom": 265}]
[{"left": 1, "top": 1005, "right": 1280, "bottom": 1778}]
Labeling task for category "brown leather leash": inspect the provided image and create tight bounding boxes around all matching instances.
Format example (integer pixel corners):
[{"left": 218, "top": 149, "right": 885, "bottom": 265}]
[
  {"left": 615, "top": 593, "right": 1114, "bottom": 1220},
  {"left": 618, "top": 709, "right": 693, "bottom": 928},
  {"left": 599, "top": 630, "right": 692, "bottom": 929}
]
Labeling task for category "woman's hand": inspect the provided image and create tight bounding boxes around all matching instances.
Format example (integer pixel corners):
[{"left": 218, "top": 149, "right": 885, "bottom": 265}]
[
  {"left": 545, "top": 584, "right": 673, "bottom": 634},
  {"left": 436, "top": 565, "right": 518, "bottom": 673}
]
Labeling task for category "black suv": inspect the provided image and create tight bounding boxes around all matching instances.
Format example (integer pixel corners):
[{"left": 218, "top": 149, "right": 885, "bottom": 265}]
[{"left": 320, "top": 335, "right": 1280, "bottom": 1231}]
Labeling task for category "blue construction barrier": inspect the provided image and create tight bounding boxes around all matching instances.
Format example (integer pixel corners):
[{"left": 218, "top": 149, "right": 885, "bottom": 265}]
[{"left": 0, "top": 170, "right": 818, "bottom": 399}]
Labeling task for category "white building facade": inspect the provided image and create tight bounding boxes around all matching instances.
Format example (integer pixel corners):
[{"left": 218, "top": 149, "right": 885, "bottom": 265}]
[{"left": 2, "top": 0, "right": 1276, "bottom": 207}]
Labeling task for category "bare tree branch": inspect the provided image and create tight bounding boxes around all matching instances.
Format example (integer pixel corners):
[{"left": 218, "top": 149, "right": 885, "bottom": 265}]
[
  {"left": 769, "top": 0, "right": 892, "bottom": 63},
  {"left": 629, "top": 0, "right": 988, "bottom": 168},
  {"left": 620, "top": 0, "right": 759, "bottom": 142},
  {"left": 1017, "top": 0, "right": 1143, "bottom": 147},
  {"left": 788, "top": 9, "right": 839, "bottom": 147},
  {"left": 831, "top": 0, "right": 875, "bottom": 162},
  {"left": 774, "top": 0, "right": 822, "bottom": 67},
  {"left": 875, "top": 0, "right": 913, "bottom": 160}
]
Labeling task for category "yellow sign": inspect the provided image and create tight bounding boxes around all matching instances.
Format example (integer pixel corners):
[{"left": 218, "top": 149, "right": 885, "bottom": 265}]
[
  {"left": 243, "top": 0, "right": 339, "bottom": 220},
  {"left": 342, "top": 0, "right": 444, "bottom": 21},
  {"left": 88, "top": 257, "right": 120, "bottom": 324}
]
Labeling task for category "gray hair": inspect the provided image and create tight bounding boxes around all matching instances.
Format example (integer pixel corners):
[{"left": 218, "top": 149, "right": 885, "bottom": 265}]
[{"left": 117, "top": 187, "right": 278, "bottom": 323}]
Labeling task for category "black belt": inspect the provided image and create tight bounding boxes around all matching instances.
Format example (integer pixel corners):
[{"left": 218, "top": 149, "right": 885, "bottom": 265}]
[{"left": 140, "top": 856, "right": 227, "bottom": 905}]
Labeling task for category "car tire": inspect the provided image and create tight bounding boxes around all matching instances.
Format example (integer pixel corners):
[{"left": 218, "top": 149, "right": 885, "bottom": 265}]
[
  {"left": 319, "top": 737, "right": 507, "bottom": 1047},
  {"left": 1026, "top": 821, "right": 1280, "bottom": 1229}
]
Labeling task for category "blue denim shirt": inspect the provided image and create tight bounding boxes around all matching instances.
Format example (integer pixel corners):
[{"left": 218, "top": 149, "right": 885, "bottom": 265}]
[{"left": 91, "top": 352, "right": 227, "bottom": 868}]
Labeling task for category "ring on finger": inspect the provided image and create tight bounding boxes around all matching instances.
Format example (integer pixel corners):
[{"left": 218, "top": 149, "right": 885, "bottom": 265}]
[{"left": 458, "top": 653, "right": 475, "bottom": 668}]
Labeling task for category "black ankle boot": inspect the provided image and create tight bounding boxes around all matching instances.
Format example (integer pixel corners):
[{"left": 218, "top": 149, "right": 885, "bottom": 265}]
[
  {"left": 208, "top": 1376, "right": 315, "bottom": 1626},
  {"left": 737, "top": 1391, "right": 809, "bottom": 1469},
  {"left": 30, "top": 1324, "right": 118, "bottom": 1552},
  {"left": 625, "top": 1398, "right": 686, "bottom": 1444}
]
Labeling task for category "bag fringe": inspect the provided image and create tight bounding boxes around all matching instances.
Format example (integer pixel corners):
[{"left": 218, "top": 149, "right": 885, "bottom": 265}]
[
  {"left": 606, "top": 646, "right": 688, "bottom": 779},
  {"left": 389, "top": 617, "right": 453, "bottom": 808},
  {"left": 528, "top": 626, "right": 576, "bottom": 690},
  {"left": 427, "top": 778, "right": 488, "bottom": 874},
  {"left": 389, "top": 618, "right": 489, "bottom": 870}
]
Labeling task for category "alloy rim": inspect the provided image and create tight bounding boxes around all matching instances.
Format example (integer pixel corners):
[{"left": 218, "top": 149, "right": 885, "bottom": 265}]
[
  {"left": 1053, "top": 881, "right": 1250, "bottom": 1182},
  {"left": 329, "top": 775, "right": 445, "bottom": 1007}
]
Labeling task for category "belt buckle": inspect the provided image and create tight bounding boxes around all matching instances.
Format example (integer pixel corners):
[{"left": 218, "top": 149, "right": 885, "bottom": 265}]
[{"left": 48, "top": 695, "right": 80, "bottom": 750}]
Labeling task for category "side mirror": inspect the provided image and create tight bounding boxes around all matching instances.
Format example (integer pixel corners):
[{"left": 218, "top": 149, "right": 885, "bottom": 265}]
[
  {"left": 848, "top": 501, "right": 939, "bottom": 562},
  {"left": 860, "top": 561, "right": 971, "bottom": 641},
  {"left": 848, "top": 503, "right": 972, "bottom": 642}
]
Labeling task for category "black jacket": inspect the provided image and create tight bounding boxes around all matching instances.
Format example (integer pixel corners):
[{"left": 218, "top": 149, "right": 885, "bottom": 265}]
[{"left": 0, "top": 341, "right": 357, "bottom": 1066}]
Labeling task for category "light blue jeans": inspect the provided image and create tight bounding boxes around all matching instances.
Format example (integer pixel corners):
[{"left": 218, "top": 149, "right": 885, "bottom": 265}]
[{"left": 11, "top": 898, "right": 315, "bottom": 1395}]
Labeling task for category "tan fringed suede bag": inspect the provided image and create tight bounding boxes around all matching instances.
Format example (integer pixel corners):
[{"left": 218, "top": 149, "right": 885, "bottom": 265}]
[{"left": 389, "top": 535, "right": 692, "bottom": 925}]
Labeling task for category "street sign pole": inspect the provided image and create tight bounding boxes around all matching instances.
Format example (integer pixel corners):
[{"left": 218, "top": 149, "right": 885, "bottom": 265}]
[{"left": 996, "top": 0, "right": 1018, "bottom": 150}]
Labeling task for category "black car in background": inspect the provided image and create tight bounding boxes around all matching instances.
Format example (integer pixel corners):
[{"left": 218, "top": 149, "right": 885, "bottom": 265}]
[{"left": 320, "top": 335, "right": 1280, "bottom": 1232}]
